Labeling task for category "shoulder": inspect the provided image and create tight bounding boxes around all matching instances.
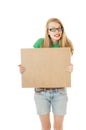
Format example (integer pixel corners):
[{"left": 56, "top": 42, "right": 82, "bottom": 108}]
[{"left": 33, "top": 38, "right": 44, "bottom": 48}]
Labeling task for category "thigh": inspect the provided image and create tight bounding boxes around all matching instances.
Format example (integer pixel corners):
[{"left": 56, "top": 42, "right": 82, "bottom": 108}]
[
  {"left": 52, "top": 88, "right": 68, "bottom": 115},
  {"left": 34, "top": 91, "right": 51, "bottom": 115}
]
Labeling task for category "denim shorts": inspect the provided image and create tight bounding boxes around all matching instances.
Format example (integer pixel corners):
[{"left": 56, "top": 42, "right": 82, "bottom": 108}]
[{"left": 34, "top": 88, "right": 68, "bottom": 115}]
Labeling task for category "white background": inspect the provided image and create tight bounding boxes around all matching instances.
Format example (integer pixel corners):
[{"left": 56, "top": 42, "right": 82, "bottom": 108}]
[{"left": 0, "top": 0, "right": 86, "bottom": 130}]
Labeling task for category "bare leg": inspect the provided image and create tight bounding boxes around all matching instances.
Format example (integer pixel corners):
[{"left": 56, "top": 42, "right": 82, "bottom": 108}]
[
  {"left": 53, "top": 115, "right": 64, "bottom": 130},
  {"left": 39, "top": 113, "right": 51, "bottom": 130}
]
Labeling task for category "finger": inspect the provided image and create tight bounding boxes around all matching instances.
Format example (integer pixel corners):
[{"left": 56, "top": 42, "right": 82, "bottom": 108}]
[{"left": 65, "top": 67, "right": 73, "bottom": 72}]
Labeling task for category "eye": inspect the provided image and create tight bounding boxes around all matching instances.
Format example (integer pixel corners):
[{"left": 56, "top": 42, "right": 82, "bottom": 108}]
[
  {"left": 49, "top": 27, "right": 63, "bottom": 32},
  {"left": 57, "top": 27, "right": 62, "bottom": 31},
  {"left": 49, "top": 28, "right": 56, "bottom": 32}
]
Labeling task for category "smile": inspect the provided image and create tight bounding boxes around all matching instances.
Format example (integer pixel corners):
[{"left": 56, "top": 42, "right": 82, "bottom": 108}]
[{"left": 54, "top": 34, "right": 60, "bottom": 38}]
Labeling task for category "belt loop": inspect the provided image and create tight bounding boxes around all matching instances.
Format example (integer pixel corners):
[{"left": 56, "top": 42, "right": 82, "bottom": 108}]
[{"left": 44, "top": 88, "right": 46, "bottom": 91}]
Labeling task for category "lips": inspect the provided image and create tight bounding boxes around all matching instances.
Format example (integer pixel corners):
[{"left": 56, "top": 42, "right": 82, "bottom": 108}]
[{"left": 54, "top": 34, "right": 60, "bottom": 37}]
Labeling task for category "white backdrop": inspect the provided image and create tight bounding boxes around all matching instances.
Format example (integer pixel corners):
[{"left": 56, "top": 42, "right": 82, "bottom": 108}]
[{"left": 0, "top": 0, "right": 86, "bottom": 130}]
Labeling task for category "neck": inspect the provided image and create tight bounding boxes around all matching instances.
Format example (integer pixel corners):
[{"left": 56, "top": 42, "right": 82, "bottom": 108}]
[{"left": 52, "top": 39, "right": 59, "bottom": 44}]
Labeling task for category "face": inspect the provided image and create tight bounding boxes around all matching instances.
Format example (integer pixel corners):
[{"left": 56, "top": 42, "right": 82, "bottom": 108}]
[{"left": 48, "top": 22, "right": 63, "bottom": 42}]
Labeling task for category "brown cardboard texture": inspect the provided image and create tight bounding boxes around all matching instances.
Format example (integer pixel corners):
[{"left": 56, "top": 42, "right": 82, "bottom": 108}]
[{"left": 21, "top": 48, "right": 71, "bottom": 88}]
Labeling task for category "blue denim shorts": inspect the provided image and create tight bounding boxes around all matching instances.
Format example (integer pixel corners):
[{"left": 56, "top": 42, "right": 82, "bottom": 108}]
[{"left": 34, "top": 88, "right": 68, "bottom": 115}]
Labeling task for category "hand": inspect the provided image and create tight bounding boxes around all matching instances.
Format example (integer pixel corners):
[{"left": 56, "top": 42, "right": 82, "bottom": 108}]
[
  {"left": 18, "top": 64, "right": 25, "bottom": 74},
  {"left": 66, "top": 63, "right": 73, "bottom": 73}
]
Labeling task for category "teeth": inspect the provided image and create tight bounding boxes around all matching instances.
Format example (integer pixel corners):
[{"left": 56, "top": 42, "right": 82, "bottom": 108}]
[{"left": 55, "top": 35, "right": 59, "bottom": 37}]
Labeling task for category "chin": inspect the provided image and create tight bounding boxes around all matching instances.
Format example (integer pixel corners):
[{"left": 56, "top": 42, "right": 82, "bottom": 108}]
[{"left": 54, "top": 37, "right": 61, "bottom": 40}]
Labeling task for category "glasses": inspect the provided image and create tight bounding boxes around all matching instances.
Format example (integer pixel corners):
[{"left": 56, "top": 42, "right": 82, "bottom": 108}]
[{"left": 48, "top": 27, "right": 63, "bottom": 32}]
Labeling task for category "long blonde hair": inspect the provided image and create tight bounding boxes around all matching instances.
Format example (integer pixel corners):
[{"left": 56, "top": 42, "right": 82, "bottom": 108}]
[{"left": 42, "top": 18, "right": 74, "bottom": 55}]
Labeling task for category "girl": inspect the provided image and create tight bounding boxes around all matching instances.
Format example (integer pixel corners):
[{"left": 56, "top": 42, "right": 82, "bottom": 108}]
[{"left": 19, "top": 18, "right": 74, "bottom": 130}]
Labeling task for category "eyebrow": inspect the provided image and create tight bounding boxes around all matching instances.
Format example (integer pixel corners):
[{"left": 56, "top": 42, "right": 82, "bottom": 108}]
[{"left": 48, "top": 26, "right": 61, "bottom": 28}]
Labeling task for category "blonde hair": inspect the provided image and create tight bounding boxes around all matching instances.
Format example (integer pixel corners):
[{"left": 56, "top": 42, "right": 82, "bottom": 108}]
[{"left": 42, "top": 18, "right": 74, "bottom": 55}]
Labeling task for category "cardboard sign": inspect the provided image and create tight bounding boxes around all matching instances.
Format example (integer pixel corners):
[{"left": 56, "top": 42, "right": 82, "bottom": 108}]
[{"left": 21, "top": 48, "right": 71, "bottom": 88}]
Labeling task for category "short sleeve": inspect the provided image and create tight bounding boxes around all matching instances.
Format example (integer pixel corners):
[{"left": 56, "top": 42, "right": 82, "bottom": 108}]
[{"left": 33, "top": 38, "right": 44, "bottom": 48}]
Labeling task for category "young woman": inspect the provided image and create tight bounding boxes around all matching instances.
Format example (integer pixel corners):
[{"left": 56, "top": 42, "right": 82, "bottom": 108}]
[{"left": 19, "top": 18, "right": 74, "bottom": 130}]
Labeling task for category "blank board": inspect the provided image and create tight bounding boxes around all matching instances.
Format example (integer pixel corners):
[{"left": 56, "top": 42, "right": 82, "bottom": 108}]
[{"left": 21, "top": 48, "right": 71, "bottom": 88}]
